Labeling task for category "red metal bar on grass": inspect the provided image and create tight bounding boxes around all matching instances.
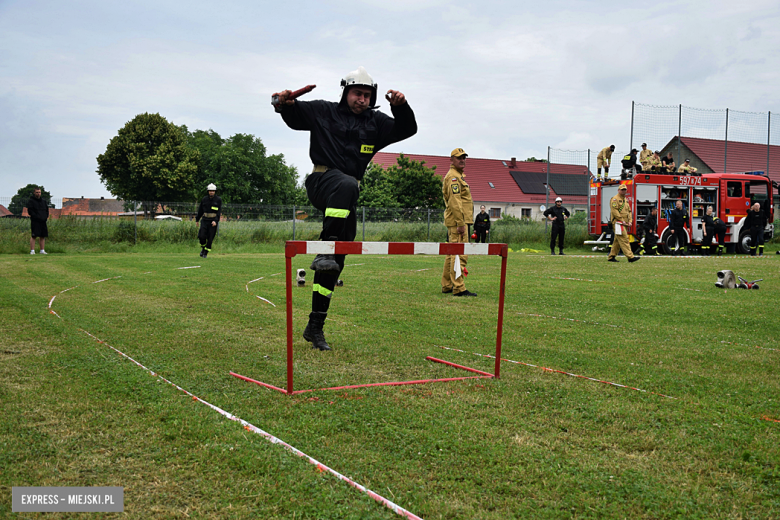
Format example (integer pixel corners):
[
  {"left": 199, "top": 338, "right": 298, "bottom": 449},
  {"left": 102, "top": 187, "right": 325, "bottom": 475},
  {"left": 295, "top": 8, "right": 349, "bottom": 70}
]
[
  {"left": 230, "top": 372, "right": 289, "bottom": 394},
  {"left": 426, "top": 356, "right": 494, "bottom": 377},
  {"left": 289, "top": 375, "right": 492, "bottom": 394},
  {"left": 285, "top": 245, "right": 294, "bottom": 395}
]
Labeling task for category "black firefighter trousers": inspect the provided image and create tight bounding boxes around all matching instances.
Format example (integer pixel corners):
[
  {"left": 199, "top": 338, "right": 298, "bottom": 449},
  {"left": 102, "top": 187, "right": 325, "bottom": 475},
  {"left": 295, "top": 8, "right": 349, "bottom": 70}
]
[
  {"left": 198, "top": 220, "right": 218, "bottom": 251},
  {"left": 305, "top": 169, "right": 360, "bottom": 314}
]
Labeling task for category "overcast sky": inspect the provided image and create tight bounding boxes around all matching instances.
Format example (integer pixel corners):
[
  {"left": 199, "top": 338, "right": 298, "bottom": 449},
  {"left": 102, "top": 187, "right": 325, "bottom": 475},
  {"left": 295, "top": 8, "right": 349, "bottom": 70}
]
[{"left": 2, "top": 0, "right": 779, "bottom": 202}]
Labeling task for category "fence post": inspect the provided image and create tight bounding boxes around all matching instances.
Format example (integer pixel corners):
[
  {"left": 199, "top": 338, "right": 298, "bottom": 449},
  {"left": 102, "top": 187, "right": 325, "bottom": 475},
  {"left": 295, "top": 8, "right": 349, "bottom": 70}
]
[
  {"left": 362, "top": 206, "right": 366, "bottom": 241},
  {"left": 677, "top": 104, "right": 682, "bottom": 168},
  {"left": 630, "top": 101, "right": 634, "bottom": 150},
  {"left": 134, "top": 201, "right": 137, "bottom": 245},
  {"left": 724, "top": 108, "right": 729, "bottom": 173},
  {"left": 545, "top": 146, "right": 550, "bottom": 233},
  {"left": 292, "top": 205, "right": 296, "bottom": 240},
  {"left": 767, "top": 111, "right": 771, "bottom": 177},
  {"left": 427, "top": 208, "right": 431, "bottom": 241}
]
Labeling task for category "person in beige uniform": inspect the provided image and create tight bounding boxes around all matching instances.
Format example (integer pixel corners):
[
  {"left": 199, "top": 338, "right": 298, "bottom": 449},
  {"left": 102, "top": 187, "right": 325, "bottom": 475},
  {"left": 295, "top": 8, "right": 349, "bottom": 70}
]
[
  {"left": 678, "top": 158, "right": 698, "bottom": 174},
  {"left": 597, "top": 145, "right": 615, "bottom": 181},
  {"left": 607, "top": 184, "right": 640, "bottom": 263},
  {"left": 639, "top": 143, "right": 652, "bottom": 171},
  {"left": 441, "top": 148, "right": 476, "bottom": 297}
]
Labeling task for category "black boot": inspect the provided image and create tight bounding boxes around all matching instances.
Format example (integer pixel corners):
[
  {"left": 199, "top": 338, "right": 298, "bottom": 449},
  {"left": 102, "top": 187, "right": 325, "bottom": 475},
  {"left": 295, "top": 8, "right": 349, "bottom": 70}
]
[
  {"left": 303, "top": 312, "right": 331, "bottom": 351},
  {"left": 199, "top": 249, "right": 205, "bottom": 258},
  {"left": 202, "top": 249, "right": 209, "bottom": 258},
  {"left": 310, "top": 254, "right": 340, "bottom": 275},
  {"left": 551, "top": 249, "right": 555, "bottom": 255}
]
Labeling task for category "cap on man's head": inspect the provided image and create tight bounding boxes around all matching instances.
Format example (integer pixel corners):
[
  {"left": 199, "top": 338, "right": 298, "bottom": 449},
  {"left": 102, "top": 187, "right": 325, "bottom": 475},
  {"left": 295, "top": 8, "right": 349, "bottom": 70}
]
[
  {"left": 654, "top": 150, "right": 660, "bottom": 154},
  {"left": 684, "top": 158, "right": 691, "bottom": 162},
  {"left": 641, "top": 143, "right": 647, "bottom": 147},
  {"left": 631, "top": 148, "right": 638, "bottom": 153},
  {"left": 555, "top": 197, "right": 563, "bottom": 202},
  {"left": 451, "top": 148, "right": 468, "bottom": 158},
  {"left": 618, "top": 184, "right": 628, "bottom": 191}
]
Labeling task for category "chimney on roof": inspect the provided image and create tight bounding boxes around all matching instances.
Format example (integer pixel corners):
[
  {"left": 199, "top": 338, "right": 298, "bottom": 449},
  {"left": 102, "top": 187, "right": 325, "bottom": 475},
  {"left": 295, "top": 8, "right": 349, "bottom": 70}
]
[{"left": 510, "top": 157, "right": 517, "bottom": 168}]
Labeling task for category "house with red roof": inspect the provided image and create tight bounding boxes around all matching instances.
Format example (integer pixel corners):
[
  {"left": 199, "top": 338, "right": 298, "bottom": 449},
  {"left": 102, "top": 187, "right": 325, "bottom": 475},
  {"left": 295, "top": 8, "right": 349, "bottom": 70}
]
[
  {"left": 372, "top": 152, "right": 591, "bottom": 220},
  {"left": 0, "top": 204, "right": 13, "bottom": 218},
  {"left": 659, "top": 137, "right": 780, "bottom": 184}
]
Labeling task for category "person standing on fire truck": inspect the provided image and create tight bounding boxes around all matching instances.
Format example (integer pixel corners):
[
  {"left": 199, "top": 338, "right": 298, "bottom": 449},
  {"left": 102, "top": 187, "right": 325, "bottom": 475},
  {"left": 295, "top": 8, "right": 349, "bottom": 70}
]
[
  {"left": 670, "top": 199, "right": 689, "bottom": 256},
  {"left": 597, "top": 145, "right": 615, "bottom": 180},
  {"left": 607, "top": 184, "right": 640, "bottom": 263}
]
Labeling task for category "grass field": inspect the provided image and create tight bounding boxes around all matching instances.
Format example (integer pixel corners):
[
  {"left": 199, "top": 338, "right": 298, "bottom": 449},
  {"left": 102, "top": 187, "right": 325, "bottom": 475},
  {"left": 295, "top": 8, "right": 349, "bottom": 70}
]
[{"left": 1, "top": 248, "right": 779, "bottom": 519}]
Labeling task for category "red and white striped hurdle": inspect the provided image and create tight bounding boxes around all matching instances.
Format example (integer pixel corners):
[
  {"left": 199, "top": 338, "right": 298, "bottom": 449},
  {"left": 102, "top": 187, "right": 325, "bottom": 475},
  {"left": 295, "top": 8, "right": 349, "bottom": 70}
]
[{"left": 232, "top": 240, "right": 509, "bottom": 395}]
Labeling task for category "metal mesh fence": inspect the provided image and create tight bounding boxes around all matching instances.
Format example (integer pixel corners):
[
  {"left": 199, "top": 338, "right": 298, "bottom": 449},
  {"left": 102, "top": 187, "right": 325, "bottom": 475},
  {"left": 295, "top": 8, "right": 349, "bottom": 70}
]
[{"left": 631, "top": 102, "right": 776, "bottom": 177}]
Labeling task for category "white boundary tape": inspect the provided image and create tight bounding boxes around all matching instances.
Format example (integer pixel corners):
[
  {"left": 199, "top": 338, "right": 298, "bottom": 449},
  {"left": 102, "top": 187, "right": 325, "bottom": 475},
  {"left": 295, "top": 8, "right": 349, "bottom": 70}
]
[{"left": 48, "top": 276, "right": 423, "bottom": 520}]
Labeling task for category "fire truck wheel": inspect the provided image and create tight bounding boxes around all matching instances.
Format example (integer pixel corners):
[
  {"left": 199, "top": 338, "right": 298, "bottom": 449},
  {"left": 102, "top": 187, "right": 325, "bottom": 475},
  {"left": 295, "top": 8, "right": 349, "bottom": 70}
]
[{"left": 737, "top": 231, "right": 752, "bottom": 255}]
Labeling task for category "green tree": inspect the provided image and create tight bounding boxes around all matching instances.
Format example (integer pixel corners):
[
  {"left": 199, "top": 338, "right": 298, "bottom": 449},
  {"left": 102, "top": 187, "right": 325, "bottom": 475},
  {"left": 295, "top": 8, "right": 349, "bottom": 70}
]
[
  {"left": 9, "top": 184, "right": 53, "bottom": 216},
  {"left": 186, "top": 129, "right": 299, "bottom": 205},
  {"left": 357, "top": 163, "right": 399, "bottom": 208},
  {"left": 362, "top": 155, "right": 443, "bottom": 209},
  {"left": 96, "top": 113, "right": 200, "bottom": 202}
]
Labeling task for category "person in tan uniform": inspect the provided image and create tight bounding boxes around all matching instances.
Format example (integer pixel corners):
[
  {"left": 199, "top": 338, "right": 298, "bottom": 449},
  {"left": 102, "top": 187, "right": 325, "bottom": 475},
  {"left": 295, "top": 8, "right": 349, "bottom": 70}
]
[
  {"left": 639, "top": 143, "right": 652, "bottom": 171},
  {"left": 597, "top": 145, "right": 615, "bottom": 181},
  {"left": 678, "top": 158, "right": 698, "bottom": 175},
  {"left": 607, "top": 184, "right": 640, "bottom": 263},
  {"left": 441, "top": 148, "right": 476, "bottom": 297},
  {"left": 648, "top": 150, "right": 663, "bottom": 171}
]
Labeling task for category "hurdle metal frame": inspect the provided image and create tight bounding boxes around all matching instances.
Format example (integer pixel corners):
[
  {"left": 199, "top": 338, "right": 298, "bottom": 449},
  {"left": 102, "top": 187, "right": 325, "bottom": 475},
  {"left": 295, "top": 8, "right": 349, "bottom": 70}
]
[{"left": 231, "top": 241, "right": 509, "bottom": 395}]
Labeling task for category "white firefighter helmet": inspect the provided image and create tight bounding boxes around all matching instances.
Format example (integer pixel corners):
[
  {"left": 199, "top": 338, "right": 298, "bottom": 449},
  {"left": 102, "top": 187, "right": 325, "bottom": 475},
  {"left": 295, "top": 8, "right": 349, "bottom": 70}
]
[
  {"left": 555, "top": 197, "right": 563, "bottom": 202},
  {"left": 207, "top": 183, "right": 217, "bottom": 191},
  {"left": 340, "top": 66, "right": 378, "bottom": 108}
]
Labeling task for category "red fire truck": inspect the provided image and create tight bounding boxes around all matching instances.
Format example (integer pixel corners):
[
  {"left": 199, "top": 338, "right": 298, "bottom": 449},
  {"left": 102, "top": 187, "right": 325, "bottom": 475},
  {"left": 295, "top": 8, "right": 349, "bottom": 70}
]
[{"left": 586, "top": 171, "right": 775, "bottom": 254}]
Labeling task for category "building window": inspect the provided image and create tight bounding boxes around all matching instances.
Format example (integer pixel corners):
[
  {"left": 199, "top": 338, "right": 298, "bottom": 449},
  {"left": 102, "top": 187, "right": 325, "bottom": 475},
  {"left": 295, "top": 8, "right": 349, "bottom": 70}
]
[
  {"left": 488, "top": 182, "right": 495, "bottom": 188},
  {"left": 521, "top": 208, "right": 531, "bottom": 218},
  {"left": 490, "top": 208, "right": 501, "bottom": 218}
]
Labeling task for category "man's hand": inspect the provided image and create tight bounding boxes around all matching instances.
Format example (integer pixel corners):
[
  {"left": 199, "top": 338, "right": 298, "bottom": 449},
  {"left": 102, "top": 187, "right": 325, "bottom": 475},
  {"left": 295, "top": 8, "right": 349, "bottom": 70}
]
[
  {"left": 385, "top": 90, "right": 406, "bottom": 106},
  {"left": 272, "top": 90, "right": 295, "bottom": 112},
  {"left": 211, "top": 221, "right": 217, "bottom": 227},
  {"left": 457, "top": 225, "right": 466, "bottom": 236}
]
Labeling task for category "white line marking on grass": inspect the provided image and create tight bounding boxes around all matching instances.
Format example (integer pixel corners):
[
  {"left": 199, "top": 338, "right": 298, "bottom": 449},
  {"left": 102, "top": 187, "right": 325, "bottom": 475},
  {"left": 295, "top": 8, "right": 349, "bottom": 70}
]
[
  {"left": 246, "top": 277, "right": 264, "bottom": 292},
  {"left": 177, "top": 266, "right": 201, "bottom": 270},
  {"left": 75, "top": 328, "right": 423, "bottom": 520},
  {"left": 256, "top": 296, "right": 276, "bottom": 307},
  {"left": 437, "top": 346, "right": 676, "bottom": 399},
  {"left": 93, "top": 276, "right": 122, "bottom": 283}
]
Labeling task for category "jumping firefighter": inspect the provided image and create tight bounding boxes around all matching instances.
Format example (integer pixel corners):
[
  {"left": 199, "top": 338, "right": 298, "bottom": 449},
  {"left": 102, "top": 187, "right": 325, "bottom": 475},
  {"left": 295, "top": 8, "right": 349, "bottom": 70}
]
[
  {"left": 196, "top": 183, "right": 222, "bottom": 258},
  {"left": 273, "top": 66, "right": 417, "bottom": 351}
]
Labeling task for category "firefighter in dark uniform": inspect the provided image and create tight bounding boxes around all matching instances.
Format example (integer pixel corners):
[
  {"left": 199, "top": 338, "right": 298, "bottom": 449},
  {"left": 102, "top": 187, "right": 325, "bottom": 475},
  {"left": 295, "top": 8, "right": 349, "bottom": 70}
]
[
  {"left": 621, "top": 149, "right": 642, "bottom": 179},
  {"left": 274, "top": 66, "right": 417, "bottom": 350},
  {"left": 713, "top": 214, "right": 728, "bottom": 256},
  {"left": 745, "top": 202, "right": 767, "bottom": 256},
  {"left": 196, "top": 183, "right": 222, "bottom": 258},
  {"left": 700, "top": 205, "right": 717, "bottom": 256},
  {"left": 638, "top": 207, "right": 660, "bottom": 255},
  {"left": 670, "top": 199, "right": 688, "bottom": 256},
  {"left": 474, "top": 205, "right": 491, "bottom": 243},
  {"left": 543, "top": 197, "right": 570, "bottom": 255}
]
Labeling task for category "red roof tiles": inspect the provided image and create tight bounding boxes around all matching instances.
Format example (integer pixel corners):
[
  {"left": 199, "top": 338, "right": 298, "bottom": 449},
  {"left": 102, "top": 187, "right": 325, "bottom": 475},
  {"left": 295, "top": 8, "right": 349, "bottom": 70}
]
[{"left": 372, "top": 152, "right": 589, "bottom": 205}]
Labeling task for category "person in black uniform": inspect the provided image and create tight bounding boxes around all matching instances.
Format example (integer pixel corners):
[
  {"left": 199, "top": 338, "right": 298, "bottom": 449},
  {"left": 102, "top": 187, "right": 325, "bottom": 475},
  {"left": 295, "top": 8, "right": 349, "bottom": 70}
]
[
  {"left": 473, "top": 205, "right": 491, "bottom": 243},
  {"left": 26, "top": 187, "right": 50, "bottom": 255},
  {"left": 638, "top": 207, "right": 659, "bottom": 255},
  {"left": 273, "top": 66, "right": 417, "bottom": 351},
  {"left": 745, "top": 202, "right": 767, "bottom": 256},
  {"left": 195, "top": 183, "right": 222, "bottom": 258},
  {"left": 700, "top": 205, "right": 717, "bottom": 256},
  {"left": 543, "top": 197, "right": 570, "bottom": 255},
  {"left": 670, "top": 199, "right": 688, "bottom": 256},
  {"left": 713, "top": 213, "right": 728, "bottom": 256},
  {"left": 621, "top": 149, "right": 642, "bottom": 179}
]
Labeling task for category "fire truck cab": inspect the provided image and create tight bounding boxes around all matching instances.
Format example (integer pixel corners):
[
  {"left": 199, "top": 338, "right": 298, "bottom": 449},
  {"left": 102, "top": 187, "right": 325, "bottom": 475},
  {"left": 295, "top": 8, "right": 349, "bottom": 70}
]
[{"left": 587, "top": 172, "right": 774, "bottom": 254}]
